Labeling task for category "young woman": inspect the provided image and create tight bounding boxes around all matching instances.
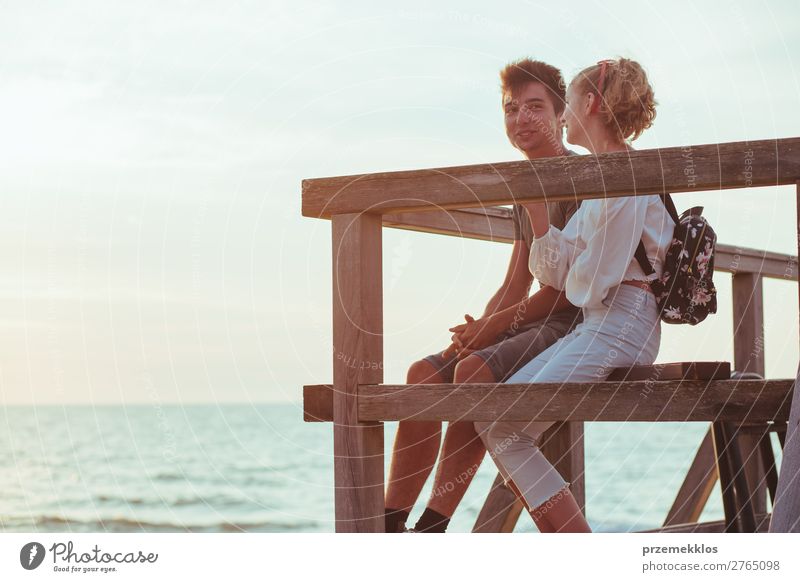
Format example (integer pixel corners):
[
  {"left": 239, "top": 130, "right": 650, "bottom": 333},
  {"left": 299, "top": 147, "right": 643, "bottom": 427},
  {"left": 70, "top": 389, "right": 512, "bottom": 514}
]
[{"left": 475, "top": 58, "right": 674, "bottom": 533}]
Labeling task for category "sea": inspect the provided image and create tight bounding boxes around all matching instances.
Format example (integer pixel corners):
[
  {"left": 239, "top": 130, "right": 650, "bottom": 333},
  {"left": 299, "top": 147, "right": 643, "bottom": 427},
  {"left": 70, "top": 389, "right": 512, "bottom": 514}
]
[{"left": 0, "top": 404, "right": 779, "bottom": 533}]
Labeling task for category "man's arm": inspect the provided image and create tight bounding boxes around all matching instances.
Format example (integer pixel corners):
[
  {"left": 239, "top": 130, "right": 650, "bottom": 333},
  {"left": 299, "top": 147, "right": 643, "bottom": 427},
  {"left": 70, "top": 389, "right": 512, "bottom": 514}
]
[
  {"left": 442, "top": 239, "right": 532, "bottom": 358},
  {"left": 485, "top": 285, "right": 573, "bottom": 335},
  {"left": 480, "top": 239, "right": 533, "bottom": 317}
]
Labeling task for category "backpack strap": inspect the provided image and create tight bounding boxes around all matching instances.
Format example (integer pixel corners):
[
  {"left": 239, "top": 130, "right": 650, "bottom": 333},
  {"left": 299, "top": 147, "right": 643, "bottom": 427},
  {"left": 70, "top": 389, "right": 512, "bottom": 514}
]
[
  {"left": 635, "top": 240, "right": 655, "bottom": 276},
  {"left": 634, "top": 193, "right": 679, "bottom": 277},
  {"left": 661, "top": 193, "right": 680, "bottom": 224}
]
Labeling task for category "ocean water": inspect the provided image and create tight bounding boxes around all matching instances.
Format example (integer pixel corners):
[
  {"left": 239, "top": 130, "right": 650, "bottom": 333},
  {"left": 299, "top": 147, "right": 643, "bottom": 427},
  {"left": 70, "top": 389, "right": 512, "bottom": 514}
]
[{"left": 0, "top": 404, "right": 775, "bottom": 533}]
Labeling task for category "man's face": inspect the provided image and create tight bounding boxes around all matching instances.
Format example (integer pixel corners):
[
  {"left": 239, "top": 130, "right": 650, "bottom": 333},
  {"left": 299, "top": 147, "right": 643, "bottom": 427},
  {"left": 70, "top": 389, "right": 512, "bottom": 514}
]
[{"left": 503, "top": 82, "right": 561, "bottom": 156}]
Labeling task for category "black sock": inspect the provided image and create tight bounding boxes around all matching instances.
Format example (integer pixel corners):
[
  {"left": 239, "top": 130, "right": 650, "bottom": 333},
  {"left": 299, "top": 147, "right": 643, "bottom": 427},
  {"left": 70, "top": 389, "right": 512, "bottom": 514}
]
[
  {"left": 385, "top": 508, "right": 410, "bottom": 533},
  {"left": 414, "top": 508, "right": 450, "bottom": 533}
]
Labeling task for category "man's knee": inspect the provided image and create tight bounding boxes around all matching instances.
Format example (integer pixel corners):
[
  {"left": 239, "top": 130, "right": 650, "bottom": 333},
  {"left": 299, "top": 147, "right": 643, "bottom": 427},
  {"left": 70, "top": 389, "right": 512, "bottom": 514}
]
[
  {"left": 453, "top": 355, "right": 495, "bottom": 384},
  {"left": 407, "top": 359, "right": 443, "bottom": 384}
]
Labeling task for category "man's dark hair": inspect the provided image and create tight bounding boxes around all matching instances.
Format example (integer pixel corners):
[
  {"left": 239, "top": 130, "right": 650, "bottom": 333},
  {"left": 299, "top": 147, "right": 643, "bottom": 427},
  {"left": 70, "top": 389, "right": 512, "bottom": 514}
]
[{"left": 500, "top": 59, "right": 566, "bottom": 115}]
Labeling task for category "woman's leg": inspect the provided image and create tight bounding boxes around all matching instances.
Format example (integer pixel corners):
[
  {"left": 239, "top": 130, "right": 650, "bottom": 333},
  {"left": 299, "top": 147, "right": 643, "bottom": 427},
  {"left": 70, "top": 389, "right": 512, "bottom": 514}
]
[{"left": 477, "top": 285, "right": 662, "bottom": 532}]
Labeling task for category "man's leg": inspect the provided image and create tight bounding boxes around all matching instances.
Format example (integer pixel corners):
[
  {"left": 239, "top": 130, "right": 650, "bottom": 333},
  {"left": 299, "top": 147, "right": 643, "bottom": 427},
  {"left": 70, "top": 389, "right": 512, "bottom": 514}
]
[
  {"left": 415, "top": 319, "right": 578, "bottom": 532},
  {"left": 384, "top": 359, "right": 446, "bottom": 532},
  {"left": 411, "top": 355, "right": 494, "bottom": 532}
]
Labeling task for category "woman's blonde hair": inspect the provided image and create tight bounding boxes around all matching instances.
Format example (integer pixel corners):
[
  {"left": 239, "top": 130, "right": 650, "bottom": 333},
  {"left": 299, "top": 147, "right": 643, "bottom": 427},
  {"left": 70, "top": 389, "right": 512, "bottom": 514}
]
[{"left": 574, "top": 57, "right": 657, "bottom": 141}]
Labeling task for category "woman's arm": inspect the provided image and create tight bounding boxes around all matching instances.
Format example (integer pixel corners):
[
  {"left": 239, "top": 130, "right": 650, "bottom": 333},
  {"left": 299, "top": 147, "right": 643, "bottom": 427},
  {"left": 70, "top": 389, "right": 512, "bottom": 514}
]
[
  {"left": 480, "top": 239, "right": 533, "bottom": 317},
  {"left": 528, "top": 207, "right": 582, "bottom": 291}
]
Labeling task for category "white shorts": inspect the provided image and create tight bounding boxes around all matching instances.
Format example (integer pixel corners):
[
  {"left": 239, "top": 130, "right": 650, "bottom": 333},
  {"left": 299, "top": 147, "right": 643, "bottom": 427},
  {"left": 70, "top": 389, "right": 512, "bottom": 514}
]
[{"left": 475, "top": 284, "right": 662, "bottom": 510}]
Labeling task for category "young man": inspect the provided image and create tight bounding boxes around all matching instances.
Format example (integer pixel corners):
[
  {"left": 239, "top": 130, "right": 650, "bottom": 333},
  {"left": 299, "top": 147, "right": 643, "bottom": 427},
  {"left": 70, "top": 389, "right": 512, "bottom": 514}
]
[{"left": 384, "top": 59, "right": 584, "bottom": 533}]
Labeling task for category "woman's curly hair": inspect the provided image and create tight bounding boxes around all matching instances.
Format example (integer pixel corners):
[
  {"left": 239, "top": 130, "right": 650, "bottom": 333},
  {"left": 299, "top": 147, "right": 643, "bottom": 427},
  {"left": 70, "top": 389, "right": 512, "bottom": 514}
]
[{"left": 574, "top": 57, "right": 657, "bottom": 141}]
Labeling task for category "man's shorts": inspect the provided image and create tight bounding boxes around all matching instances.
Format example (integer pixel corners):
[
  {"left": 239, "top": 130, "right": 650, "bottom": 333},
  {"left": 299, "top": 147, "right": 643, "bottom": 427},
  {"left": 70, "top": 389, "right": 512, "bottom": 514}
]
[{"left": 423, "top": 309, "right": 582, "bottom": 383}]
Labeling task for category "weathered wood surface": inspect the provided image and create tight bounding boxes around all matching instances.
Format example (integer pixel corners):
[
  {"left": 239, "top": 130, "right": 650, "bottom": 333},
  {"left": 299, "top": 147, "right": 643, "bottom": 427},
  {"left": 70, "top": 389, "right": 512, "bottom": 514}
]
[
  {"left": 379, "top": 206, "right": 797, "bottom": 280},
  {"left": 304, "top": 379, "right": 793, "bottom": 423},
  {"left": 331, "top": 214, "right": 384, "bottom": 533},
  {"left": 606, "top": 361, "right": 730, "bottom": 382},
  {"left": 472, "top": 473, "right": 524, "bottom": 533},
  {"left": 383, "top": 207, "right": 513, "bottom": 243},
  {"left": 304, "top": 383, "right": 334, "bottom": 422},
  {"left": 305, "top": 361, "right": 730, "bottom": 422},
  {"left": 303, "top": 137, "right": 800, "bottom": 217},
  {"left": 732, "top": 273, "right": 768, "bottom": 515},
  {"left": 663, "top": 429, "right": 718, "bottom": 526},
  {"left": 358, "top": 380, "right": 793, "bottom": 422}
]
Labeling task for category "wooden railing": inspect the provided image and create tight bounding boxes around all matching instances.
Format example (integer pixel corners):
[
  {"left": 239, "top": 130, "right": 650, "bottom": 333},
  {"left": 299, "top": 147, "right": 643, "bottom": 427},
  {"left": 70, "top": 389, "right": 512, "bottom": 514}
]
[{"left": 301, "top": 137, "right": 800, "bottom": 533}]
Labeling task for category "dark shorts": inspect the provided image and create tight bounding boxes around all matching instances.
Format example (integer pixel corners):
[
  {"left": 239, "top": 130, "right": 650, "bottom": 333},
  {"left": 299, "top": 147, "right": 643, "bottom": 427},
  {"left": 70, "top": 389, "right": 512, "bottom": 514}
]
[{"left": 423, "top": 309, "right": 582, "bottom": 382}]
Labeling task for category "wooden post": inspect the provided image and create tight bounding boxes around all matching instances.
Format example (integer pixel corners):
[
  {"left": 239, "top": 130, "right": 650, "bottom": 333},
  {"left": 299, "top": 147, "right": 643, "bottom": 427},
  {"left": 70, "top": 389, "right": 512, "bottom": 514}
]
[
  {"left": 332, "top": 213, "right": 384, "bottom": 532},
  {"left": 770, "top": 182, "right": 800, "bottom": 532},
  {"left": 663, "top": 430, "right": 718, "bottom": 526},
  {"left": 731, "top": 272, "right": 767, "bottom": 515},
  {"left": 472, "top": 473, "right": 525, "bottom": 533}
]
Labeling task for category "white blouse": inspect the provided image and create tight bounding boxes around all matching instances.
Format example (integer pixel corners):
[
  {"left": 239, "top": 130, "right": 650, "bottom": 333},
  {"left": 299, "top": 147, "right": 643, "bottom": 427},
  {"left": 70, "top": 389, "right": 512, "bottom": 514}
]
[{"left": 529, "top": 195, "right": 675, "bottom": 309}]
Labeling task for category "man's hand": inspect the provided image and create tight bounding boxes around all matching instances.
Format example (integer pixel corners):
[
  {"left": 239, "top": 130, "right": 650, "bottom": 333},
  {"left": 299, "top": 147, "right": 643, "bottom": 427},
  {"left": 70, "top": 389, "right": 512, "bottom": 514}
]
[
  {"left": 441, "top": 314, "right": 473, "bottom": 360},
  {"left": 442, "top": 313, "right": 503, "bottom": 359}
]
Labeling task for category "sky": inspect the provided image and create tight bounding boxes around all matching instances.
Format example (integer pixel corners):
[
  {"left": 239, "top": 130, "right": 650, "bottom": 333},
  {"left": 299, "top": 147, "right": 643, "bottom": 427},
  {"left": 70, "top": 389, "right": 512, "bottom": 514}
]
[{"left": 0, "top": 0, "right": 798, "bottom": 405}]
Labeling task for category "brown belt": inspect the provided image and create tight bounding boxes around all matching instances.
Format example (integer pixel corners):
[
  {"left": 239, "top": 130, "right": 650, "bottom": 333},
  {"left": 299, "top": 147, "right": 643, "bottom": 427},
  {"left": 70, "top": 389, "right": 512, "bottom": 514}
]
[{"left": 621, "top": 279, "right": 653, "bottom": 293}]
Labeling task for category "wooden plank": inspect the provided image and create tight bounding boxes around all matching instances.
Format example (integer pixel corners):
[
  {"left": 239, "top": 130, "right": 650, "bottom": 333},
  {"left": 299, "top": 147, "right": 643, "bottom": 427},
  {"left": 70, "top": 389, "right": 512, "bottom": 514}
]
[
  {"left": 379, "top": 205, "right": 798, "bottom": 281},
  {"left": 472, "top": 473, "right": 525, "bottom": 533},
  {"left": 302, "top": 137, "right": 800, "bottom": 218},
  {"left": 713, "top": 421, "right": 758, "bottom": 532},
  {"left": 607, "top": 361, "right": 730, "bottom": 382},
  {"left": 732, "top": 274, "right": 765, "bottom": 376},
  {"left": 645, "top": 513, "right": 771, "bottom": 533},
  {"left": 356, "top": 379, "right": 793, "bottom": 422},
  {"left": 331, "top": 213, "right": 384, "bottom": 533},
  {"left": 663, "top": 429, "right": 718, "bottom": 526},
  {"left": 717, "top": 245, "right": 798, "bottom": 281},
  {"left": 304, "top": 379, "right": 794, "bottom": 423},
  {"left": 732, "top": 273, "right": 767, "bottom": 516},
  {"left": 770, "top": 181, "right": 800, "bottom": 533},
  {"left": 303, "top": 384, "right": 333, "bottom": 422},
  {"left": 540, "top": 422, "right": 586, "bottom": 514},
  {"left": 304, "top": 379, "right": 793, "bottom": 423},
  {"left": 383, "top": 207, "right": 515, "bottom": 243}
]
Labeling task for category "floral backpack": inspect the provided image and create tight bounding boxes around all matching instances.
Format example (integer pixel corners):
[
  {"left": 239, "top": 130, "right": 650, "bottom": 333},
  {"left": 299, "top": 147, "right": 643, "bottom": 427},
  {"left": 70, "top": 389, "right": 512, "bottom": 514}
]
[{"left": 634, "top": 194, "right": 717, "bottom": 325}]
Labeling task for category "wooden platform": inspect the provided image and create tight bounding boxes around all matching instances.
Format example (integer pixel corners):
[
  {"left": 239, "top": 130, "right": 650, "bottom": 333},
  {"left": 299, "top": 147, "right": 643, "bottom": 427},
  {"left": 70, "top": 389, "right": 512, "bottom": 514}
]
[{"left": 300, "top": 137, "right": 800, "bottom": 532}]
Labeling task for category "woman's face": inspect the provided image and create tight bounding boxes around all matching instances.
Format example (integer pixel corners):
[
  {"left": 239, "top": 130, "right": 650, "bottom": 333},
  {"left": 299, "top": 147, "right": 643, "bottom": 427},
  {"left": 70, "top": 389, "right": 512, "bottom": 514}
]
[{"left": 562, "top": 82, "right": 591, "bottom": 149}]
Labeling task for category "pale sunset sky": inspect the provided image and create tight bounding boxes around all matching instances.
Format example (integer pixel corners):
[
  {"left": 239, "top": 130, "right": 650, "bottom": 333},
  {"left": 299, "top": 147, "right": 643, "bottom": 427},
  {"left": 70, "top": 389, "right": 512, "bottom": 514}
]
[{"left": 1, "top": 0, "right": 798, "bottom": 404}]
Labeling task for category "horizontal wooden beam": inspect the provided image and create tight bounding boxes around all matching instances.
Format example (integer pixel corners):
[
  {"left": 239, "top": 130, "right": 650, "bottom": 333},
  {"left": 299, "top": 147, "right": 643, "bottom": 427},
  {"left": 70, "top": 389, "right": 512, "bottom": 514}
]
[
  {"left": 378, "top": 206, "right": 797, "bottom": 281},
  {"left": 302, "top": 137, "right": 800, "bottom": 218},
  {"left": 383, "top": 207, "right": 514, "bottom": 243},
  {"left": 304, "top": 379, "right": 793, "bottom": 423}
]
